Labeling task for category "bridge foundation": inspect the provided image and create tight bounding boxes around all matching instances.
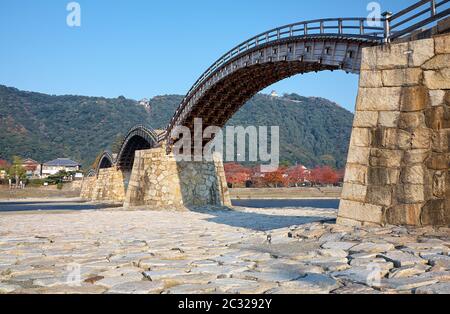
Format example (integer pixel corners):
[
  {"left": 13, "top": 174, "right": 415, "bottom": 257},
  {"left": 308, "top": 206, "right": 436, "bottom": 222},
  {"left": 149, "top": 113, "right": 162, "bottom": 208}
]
[
  {"left": 123, "top": 146, "right": 231, "bottom": 209},
  {"left": 338, "top": 34, "right": 450, "bottom": 227},
  {"left": 80, "top": 167, "right": 126, "bottom": 202}
]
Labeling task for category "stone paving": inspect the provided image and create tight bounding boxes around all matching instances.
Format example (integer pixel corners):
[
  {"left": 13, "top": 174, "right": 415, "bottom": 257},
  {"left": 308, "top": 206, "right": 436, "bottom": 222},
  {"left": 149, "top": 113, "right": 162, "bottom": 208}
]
[{"left": 0, "top": 205, "right": 449, "bottom": 294}]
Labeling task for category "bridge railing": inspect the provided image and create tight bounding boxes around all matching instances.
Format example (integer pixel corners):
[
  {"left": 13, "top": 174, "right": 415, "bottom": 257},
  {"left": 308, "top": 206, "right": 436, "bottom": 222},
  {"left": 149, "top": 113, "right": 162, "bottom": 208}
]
[
  {"left": 168, "top": 17, "right": 385, "bottom": 129},
  {"left": 385, "top": 0, "right": 450, "bottom": 41},
  {"left": 167, "top": 0, "right": 450, "bottom": 134}
]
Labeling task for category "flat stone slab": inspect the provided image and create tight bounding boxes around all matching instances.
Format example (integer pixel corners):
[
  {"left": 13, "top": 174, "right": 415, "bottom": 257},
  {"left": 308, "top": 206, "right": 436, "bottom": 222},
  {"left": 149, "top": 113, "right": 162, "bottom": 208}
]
[
  {"left": 378, "top": 251, "right": 427, "bottom": 267},
  {"left": 321, "top": 241, "right": 357, "bottom": 251},
  {"left": 107, "top": 281, "right": 165, "bottom": 294},
  {"left": 415, "top": 282, "right": 450, "bottom": 294},
  {"left": 427, "top": 255, "right": 450, "bottom": 269},
  {"left": 349, "top": 242, "right": 395, "bottom": 254}
]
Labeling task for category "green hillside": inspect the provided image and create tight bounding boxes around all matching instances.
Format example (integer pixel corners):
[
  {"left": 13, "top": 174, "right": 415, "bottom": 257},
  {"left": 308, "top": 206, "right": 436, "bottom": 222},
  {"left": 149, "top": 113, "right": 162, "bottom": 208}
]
[{"left": 0, "top": 85, "right": 354, "bottom": 169}]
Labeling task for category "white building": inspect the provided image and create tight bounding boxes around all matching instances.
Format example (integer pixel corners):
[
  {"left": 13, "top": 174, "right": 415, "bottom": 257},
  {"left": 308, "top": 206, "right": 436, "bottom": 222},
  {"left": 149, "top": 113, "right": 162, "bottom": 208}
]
[{"left": 41, "top": 158, "right": 81, "bottom": 178}]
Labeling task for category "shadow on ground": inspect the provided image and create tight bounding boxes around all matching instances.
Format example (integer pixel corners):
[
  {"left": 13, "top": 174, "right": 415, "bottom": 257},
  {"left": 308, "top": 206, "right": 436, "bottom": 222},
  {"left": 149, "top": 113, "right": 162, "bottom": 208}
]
[
  {"left": 191, "top": 207, "right": 336, "bottom": 232},
  {"left": 0, "top": 200, "right": 122, "bottom": 212}
]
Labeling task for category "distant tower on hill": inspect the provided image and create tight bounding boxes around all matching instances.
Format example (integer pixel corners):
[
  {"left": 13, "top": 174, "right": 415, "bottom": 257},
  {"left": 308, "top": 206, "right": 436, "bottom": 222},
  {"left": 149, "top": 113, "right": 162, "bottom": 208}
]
[
  {"left": 139, "top": 98, "right": 151, "bottom": 113},
  {"left": 270, "top": 90, "right": 279, "bottom": 98}
]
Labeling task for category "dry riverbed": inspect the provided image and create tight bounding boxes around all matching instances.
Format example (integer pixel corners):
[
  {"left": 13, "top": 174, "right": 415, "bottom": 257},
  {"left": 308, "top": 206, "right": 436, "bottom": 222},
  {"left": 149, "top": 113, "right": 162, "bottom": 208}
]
[{"left": 0, "top": 201, "right": 449, "bottom": 294}]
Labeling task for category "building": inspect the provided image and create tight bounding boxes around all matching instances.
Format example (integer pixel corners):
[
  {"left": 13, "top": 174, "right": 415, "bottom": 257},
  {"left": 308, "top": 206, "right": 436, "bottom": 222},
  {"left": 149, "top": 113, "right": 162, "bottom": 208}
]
[
  {"left": 41, "top": 158, "right": 81, "bottom": 178},
  {"left": 0, "top": 159, "right": 10, "bottom": 179},
  {"left": 22, "top": 158, "right": 41, "bottom": 179}
]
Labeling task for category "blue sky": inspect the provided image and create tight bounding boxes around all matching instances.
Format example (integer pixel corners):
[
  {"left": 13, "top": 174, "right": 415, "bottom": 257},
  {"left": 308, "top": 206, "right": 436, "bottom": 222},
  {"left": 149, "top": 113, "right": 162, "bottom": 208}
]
[{"left": 0, "top": 0, "right": 413, "bottom": 112}]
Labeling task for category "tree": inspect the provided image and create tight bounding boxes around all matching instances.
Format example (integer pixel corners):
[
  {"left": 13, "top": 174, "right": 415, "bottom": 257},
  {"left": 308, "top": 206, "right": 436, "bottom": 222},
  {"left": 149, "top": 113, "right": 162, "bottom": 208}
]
[
  {"left": 224, "top": 163, "right": 251, "bottom": 187},
  {"left": 309, "top": 166, "right": 339, "bottom": 186},
  {"left": 111, "top": 133, "right": 125, "bottom": 154},
  {"left": 286, "top": 165, "right": 306, "bottom": 187},
  {"left": 264, "top": 167, "right": 287, "bottom": 188},
  {"left": 8, "top": 156, "right": 25, "bottom": 187}
]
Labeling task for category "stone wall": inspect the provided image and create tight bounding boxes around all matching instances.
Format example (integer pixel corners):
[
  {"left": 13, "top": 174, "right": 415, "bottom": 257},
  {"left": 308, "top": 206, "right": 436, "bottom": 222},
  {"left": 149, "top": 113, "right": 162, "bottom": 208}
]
[
  {"left": 338, "top": 34, "right": 450, "bottom": 227},
  {"left": 124, "top": 146, "right": 231, "bottom": 209},
  {"left": 80, "top": 167, "right": 126, "bottom": 202}
]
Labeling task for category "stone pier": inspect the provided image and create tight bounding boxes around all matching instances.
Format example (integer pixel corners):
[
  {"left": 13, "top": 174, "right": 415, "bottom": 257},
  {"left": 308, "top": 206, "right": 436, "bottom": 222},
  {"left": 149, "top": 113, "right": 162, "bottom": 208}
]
[
  {"left": 80, "top": 167, "right": 126, "bottom": 202},
  {"left": 124, "top": 146, "right": 231, "bottom": 209},
  {"left": 338, "top": 34, "right": 450, "bottom": 227}
]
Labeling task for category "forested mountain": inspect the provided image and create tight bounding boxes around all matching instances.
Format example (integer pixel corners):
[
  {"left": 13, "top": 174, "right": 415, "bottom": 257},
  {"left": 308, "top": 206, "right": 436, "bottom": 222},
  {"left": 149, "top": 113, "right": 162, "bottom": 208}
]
[{"left": 0, "top": 85, "right": 354, "bottom": 169}]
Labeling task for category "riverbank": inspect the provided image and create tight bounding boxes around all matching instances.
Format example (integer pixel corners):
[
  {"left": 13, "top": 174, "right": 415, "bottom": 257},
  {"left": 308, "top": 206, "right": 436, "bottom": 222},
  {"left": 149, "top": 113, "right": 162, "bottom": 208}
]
[
  {"left": 0, "top": 202, "right": 448, "bottom": 294},
  {"left": 229, "top": 187, "right": 342, "bottom": 199},
  {"left": 0, "top": 185, "right": 81, "bottom": 200}
]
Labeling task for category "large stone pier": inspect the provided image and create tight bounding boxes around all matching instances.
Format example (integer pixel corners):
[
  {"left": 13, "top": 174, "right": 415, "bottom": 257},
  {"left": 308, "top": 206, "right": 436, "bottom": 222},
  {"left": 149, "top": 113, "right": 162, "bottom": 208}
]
[
  {"left": 80, "top": 167, "right": 126, "bottom": 202},
  {"left": 338, "top": 34, "right": 450, "bottom": 227},
  {"left": 124, "top": 147, "right": 231, "bottom": 208}
]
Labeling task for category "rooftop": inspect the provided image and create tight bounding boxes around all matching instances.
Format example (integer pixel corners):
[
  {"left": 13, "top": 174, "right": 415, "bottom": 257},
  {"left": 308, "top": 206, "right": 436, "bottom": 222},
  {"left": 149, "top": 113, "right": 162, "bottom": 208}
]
[{"left": 43, "top": 158, "right": 81, "bottom": 167}]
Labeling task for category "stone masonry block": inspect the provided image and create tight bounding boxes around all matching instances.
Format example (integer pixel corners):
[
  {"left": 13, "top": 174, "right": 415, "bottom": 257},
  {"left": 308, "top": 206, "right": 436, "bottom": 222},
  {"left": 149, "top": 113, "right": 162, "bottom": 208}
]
[
  {"left": 424, "top": 68, "right": 450, "bottom": 90},
  {"left": 408, "top": 38, "right": 435, "bottom": 67},
  {"left": 378, "top": 111, "right": 399, "bottom": 128},
  {"left": 344, "top": 163, "right": 368, "bottom": 185},
  {"left": 382, "top": 68, "right": 422, "bottom": 87},
  {"left": 357, "top": 87, "right": 401, "bottom": 111},
  {"left": 359, "top": 70, "right": 383, "bottom": 87},
  {"left": 341, "top": 183, "right": 367, "bottom": 202},
  {"left": 369, "top": 149, "right": 403, "bottom": 168},
  {"left": 435, "top": 35, "right": 450, "bottom": 54},
  {"left": 400, "top": 86, "right": 430, "bottom": 112},
  {"left": 338, "top": 200, "right": 384, "bottom": 224},
  {"left": 353, "top": 111, "right": 379, "bottom": 128}
]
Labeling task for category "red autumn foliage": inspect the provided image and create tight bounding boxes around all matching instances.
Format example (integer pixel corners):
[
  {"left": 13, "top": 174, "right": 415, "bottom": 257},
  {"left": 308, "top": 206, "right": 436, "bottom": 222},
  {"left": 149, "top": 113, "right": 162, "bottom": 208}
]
[
  {"left": 286, "top": 165, "right": 307, "bottom": 187},
  {"left": 263, "top": 167, "right": 288, "bottom": 187},
  {"left": 0, "top": 159, "right": 10, "bottom": 170},
  {"left": 224, "top": 163, "right": 343, "bottom": 188},
  {"left": 309, "top": 166, "right": 340, "bottom": 185},
  {"left": 224, "top": 163, "right": 251, "bottom": 187}
]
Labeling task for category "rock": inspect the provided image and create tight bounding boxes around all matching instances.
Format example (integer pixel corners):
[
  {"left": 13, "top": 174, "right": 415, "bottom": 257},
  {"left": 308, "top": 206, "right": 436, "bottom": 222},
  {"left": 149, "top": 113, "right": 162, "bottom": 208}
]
[
  {"left": 107, "top": 280, "right": 165, "bottom": 294},
  {"left": 388, "top": 264, "right": 430, "bottom": 279},
  {"left": 317, "top": 248, "right": 348, "bottom": 258},
  {"left": 232, "top": 267, "right": 305, "bottom": 283},
  {"left": 96, "top": 272, "right": 144, "bottom": 288},
  {"left": 415, "top": 282, "right": 450, "bottom": 294},
  {"left": 332, "top": 266, "right": 390, "bottom": 287},
  {"left": 213, "top": 278, "right": 271, "bottom": 294},
  {"left": 378, "top": 251, "right": 427, "bottom": 267},
  {"left": 0, "top": 283, "right": 21, "bottom": 293},
  {"left": 163, "top": 283, "right": 217, "bottom": 294},
  {"left": 380, "top": 275, "right": 439, "bottom": 291},
  {"left": 427, "top": 255, "right": 450, "bottom": 269},
  {"left": 276, "top": 273, "right": 340, "bottom": 294},
  {"left": 332, "top": 283, "right": 381, "bottom": 294},
  {"left": 142, "top": 269, "right": 190, "bottom": 281},
  {"left": 321, "top": 241, "right": 357, "bottom": 251},
  {"left": 349, "top": 242, "right": 395, "bottom": 254}
]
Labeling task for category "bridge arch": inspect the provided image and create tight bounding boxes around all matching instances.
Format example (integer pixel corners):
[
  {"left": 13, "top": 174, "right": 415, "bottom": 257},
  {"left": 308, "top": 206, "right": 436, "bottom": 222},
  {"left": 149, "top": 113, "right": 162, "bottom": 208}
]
[
  {"left": 166, "top": 18, "right": 384, "bottom": 142},
  {"left": 95, "top": 151, "right": 114, "bottom": 173},
  {"left": 116, "top": 125, "right": 159, "bottom": 171}
]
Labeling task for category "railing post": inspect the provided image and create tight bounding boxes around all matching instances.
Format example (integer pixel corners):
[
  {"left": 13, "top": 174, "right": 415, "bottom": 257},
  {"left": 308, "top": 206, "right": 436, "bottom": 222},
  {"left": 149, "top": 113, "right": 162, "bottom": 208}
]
[
  {"left": 320, "top": 21, "right": 324, "bottom": 34},
  {"left": 338, "top": 19, "right": 343, "bottom": 34},
  {"left": 304, "top": 23, "right": 308, "bottom": 35},
  {"left": 431, "top": 0, "right": 436, "bottom": 16},
  {"left": 382, "top": 11, "right": 393, "bottom": 43},
  {"left": 359, "top": 19, "right": 364, "bottom": 35}
]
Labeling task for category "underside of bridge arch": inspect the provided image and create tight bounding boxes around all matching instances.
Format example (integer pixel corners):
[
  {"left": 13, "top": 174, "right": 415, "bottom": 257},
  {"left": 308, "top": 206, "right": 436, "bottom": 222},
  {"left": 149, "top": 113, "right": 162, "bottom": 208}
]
[
  {"left": 182, "top": 61, "right": 338, "bottom": 132},
  {"left": 168, "top": 37, "right": 376, "bottom": 139},
  {"left": 98, "top": 154, "right": 113, "bottom": 170},
  {"left": 117, "top": 135, "right": 154, "bottom": 172}
]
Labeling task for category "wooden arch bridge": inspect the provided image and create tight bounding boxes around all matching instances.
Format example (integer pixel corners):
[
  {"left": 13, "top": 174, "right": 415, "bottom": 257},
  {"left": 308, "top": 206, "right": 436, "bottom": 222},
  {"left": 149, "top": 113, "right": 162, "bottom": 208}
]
[{"left": 90, "top": 0, "right": 449, "bottom": 176}]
